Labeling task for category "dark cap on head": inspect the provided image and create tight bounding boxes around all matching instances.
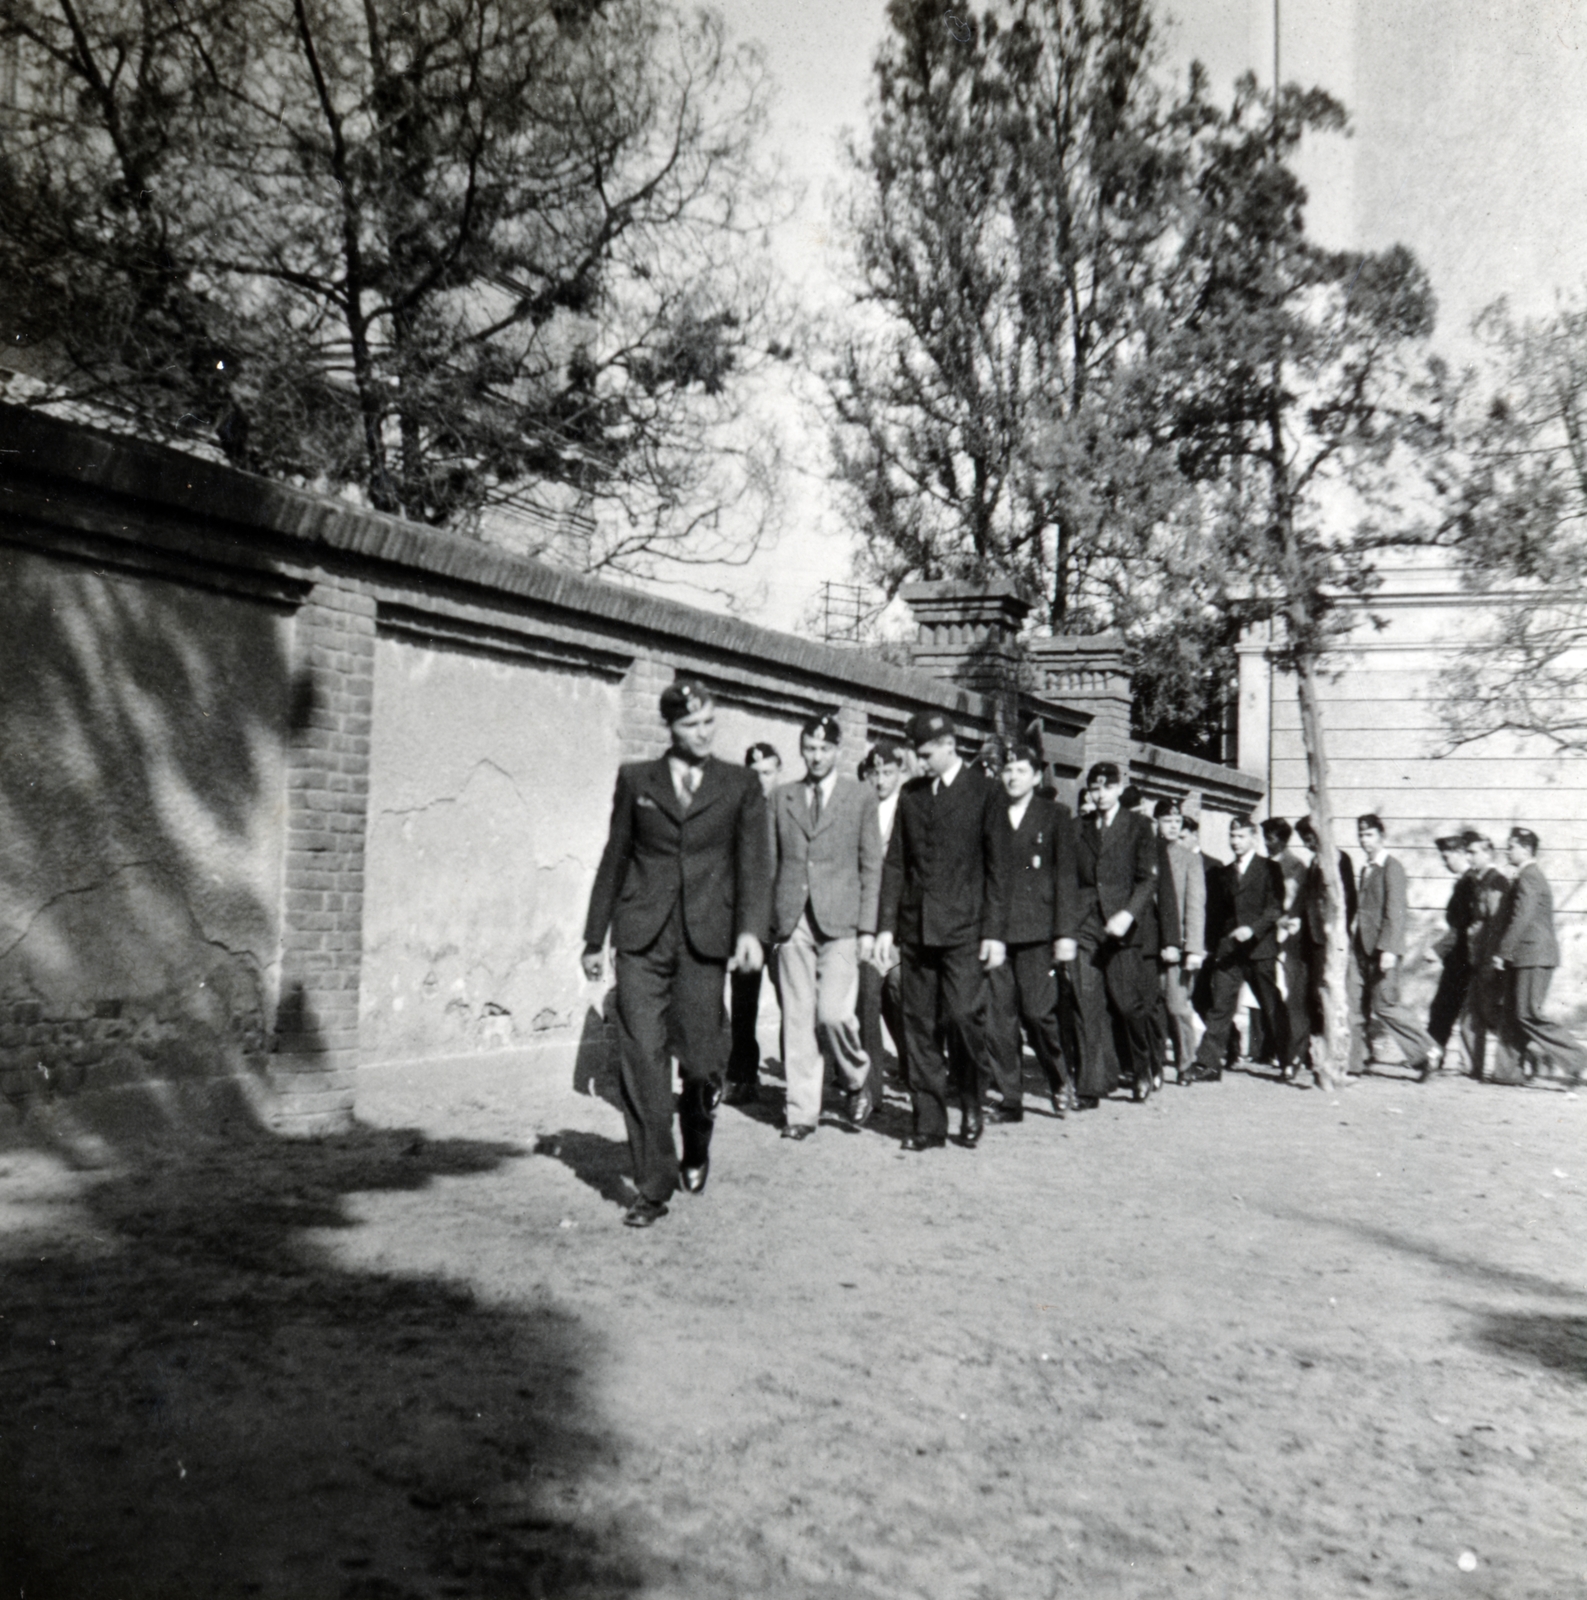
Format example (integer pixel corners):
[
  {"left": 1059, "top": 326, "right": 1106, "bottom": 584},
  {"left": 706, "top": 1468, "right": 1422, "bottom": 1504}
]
[
  {"left": 801, "top": 710, "right": 843, "bottom": 743},
  {"left": 1434, "top": 830, "right": 1470, "bottom": 850},
  {"left": 1460, "top": 828, "right": 1492, "bottom": 849},
  {"left": 744, "top": 741, "right": 781, "bottom": 767},
  {"left": 1086, "top": 761, "right": 1122, "bottom": 786},
  {"left": 905, "top": 710, "right": 954, "bottom": 747},
  {"left": 1153, "top": 797, "right": 1182, "bottom": 819},
  {"left": 1003, "top": 740, "right": 1042, "bottom": 768},
  {"left": 659, "top": 679, "right": 713, "bottom": 724}
]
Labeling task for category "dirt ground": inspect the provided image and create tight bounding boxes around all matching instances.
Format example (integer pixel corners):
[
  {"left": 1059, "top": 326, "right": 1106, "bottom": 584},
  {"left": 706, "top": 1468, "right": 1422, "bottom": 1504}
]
[{"left": 4, "top": 1050, "right": 1585, "bottom": 1600}]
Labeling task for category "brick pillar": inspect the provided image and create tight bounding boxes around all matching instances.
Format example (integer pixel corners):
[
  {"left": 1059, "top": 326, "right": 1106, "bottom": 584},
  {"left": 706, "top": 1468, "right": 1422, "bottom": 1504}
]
[
  {"left": 270, "top": 575, "right": 375, "bottom": 1134},
  {"left": 1025, "top": 634, "right": 1133, "bottom": 772},
  {"left": 899, "top": 580, "right": 1030, "bottom": 732},
  {"left": 837, "top": 702, "right": 869, "bottom": 776}
]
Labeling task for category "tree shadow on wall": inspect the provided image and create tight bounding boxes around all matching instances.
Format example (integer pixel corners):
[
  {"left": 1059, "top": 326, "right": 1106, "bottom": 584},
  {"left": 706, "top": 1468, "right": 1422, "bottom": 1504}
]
[
  {"left": 0, "top": 537, "right": 307, "bottom": 1141},
  {"left": 0, "top": 1122, "right": 645, "bottom": 1600}
]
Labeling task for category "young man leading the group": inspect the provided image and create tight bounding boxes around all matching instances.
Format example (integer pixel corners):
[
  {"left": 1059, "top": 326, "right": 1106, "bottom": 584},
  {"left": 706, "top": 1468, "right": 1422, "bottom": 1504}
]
[{"left": 582, "top": 682, "right": 770, "bottom": 1228}]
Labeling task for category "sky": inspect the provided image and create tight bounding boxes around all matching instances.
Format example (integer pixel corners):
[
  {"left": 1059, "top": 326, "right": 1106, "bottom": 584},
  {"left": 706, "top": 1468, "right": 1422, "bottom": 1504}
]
[{"left": 684, "top": 0, "right": 1587, "bottom": 631}]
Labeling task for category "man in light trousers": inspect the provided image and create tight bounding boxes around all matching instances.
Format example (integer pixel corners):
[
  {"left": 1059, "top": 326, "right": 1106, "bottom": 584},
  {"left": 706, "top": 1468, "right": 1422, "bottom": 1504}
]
[{"left": 770, "top": 713, "right": 884, "bottom": 1137}]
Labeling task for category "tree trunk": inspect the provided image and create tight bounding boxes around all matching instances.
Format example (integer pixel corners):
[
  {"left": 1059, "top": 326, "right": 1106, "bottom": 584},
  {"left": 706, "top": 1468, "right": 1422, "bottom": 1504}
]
[{"left": 1295, "top": 652, "right": 1350, "bottom": 1089}]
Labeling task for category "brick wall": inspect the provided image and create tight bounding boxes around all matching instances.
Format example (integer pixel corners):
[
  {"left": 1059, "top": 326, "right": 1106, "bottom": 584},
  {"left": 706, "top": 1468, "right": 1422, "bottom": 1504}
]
[{"left": 0, "top": 404, "right": 1262, "bottom": 1139}]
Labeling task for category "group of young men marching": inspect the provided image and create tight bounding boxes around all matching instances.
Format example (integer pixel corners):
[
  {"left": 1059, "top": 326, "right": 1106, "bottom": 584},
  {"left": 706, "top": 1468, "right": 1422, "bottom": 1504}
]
[{"left": 583, "top": 682, "right": 1585, "bottom": 1228}]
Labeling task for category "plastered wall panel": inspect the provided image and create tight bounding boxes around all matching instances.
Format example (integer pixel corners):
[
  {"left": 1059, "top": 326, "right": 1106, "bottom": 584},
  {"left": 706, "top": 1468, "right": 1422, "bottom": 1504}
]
[{"left": 361, "top": 634, "right": 621, "bottom": 1064}]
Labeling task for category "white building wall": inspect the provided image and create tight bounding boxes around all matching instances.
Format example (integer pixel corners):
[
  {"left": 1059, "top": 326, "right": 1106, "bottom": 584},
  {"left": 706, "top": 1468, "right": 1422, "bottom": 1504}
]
[{"left": 1239, "top": 556, "right": 1587, "bottom": 1020}]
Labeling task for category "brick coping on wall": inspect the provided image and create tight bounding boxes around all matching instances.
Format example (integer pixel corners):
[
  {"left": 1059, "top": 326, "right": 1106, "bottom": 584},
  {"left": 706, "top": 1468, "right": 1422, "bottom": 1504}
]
[{"left": 0, "top": 403, "right": 1005, "bottom": 722}]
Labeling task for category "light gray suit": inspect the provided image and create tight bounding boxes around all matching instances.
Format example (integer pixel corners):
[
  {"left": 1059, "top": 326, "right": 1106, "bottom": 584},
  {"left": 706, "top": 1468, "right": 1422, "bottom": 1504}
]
[
  {"left": 1162, "top": 839, "right": 1206, "bottom": 1071},
  {"left": 771, "top": 775, "right": 883, "bottom": 1127}
]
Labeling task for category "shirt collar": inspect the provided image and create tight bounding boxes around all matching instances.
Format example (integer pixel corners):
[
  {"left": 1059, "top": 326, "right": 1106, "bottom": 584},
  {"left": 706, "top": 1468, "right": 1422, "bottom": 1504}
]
[{"left": 934, "top": 756, "right": 963, "bottom": 791}]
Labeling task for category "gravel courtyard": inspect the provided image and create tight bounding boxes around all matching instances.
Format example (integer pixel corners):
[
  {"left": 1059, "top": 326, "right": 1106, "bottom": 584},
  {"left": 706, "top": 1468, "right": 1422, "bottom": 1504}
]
[{"left": 4, "top": 1054, "right": 1585, "bottom": 1599}]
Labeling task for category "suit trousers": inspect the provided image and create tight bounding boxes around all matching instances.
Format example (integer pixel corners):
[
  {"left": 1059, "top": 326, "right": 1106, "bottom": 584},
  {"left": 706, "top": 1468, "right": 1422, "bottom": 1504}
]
[
  {"left": 1503, "top": 965, "right": 1587, "bottom": 1080},
  {"left": 858, "top": 957, "right": 906, "bottom": 1100},
  {"left": 1280, "top": 941, "right": 1311, "bottom": 1067},
  {"left": 1461, "top": 964, "right": 1515, "bottom": 1080},
  {"left": 1161, "top": 961, "right": 1203, "bottom": 1073},
  {"left": 613, "top": 904, "right": 729, "bottom": 1203},
  {"left": 899, "top": 941, "right": 994, "bottom": 1138},
  {"left": 1194, "top": 954, "right": 1287, "bottom": 1074},
  {"left": 1427, "top": 950, "right": 1472, "bottom": 1048},
  {"left": 777, "top": 910, "right": 870, "bottom": 1128},
  {"left": 988, "top": 942, "right": 1071, "bottom": 1106},
  {"left": 1072, "top": 930, "right": 1151, "bottom": 1097},
  {"left": 1346, "top": 949, "right": 1435, "bottom": 1074},
  {"left": 727, "top": 966, "right": 765, "bottom": 1087}
]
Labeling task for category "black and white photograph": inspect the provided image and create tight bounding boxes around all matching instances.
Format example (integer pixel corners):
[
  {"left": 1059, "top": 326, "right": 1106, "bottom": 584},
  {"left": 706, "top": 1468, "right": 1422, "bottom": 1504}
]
[{"left": 3, "top": 1, "right": 1586, "bottom": 1594}]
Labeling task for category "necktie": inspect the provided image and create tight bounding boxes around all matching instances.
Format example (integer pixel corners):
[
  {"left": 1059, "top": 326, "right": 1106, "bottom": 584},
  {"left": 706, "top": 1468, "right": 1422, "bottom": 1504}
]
[
  {"left": 676, "top": 762, "right": 701, "bottom": 809},
  {"left": 808, "top": 781, "right": 822, "bottom": 828}
]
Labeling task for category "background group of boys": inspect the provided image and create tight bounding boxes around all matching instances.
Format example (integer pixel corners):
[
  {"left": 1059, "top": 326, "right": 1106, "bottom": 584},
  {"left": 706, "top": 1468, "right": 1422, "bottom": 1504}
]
[{"left": 582, "top": 682, "right": 1585, "bottom": 1228}]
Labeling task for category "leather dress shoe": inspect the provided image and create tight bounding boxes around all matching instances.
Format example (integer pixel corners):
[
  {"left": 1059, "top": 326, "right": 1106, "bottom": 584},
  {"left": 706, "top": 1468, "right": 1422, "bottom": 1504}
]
[
  {"left": 989, "top": 1104, "right": 1024, "bottom": 1124},
  {"left": 723, "top": 1080, "right": 760, "bottom": 1106},
  {"left": 680, "top": 1158, "right": 709, "bottom": 1193},
  {"left": 1183, "top": 1063, "right": 1222, "bottom": 1084},
  {"left": 623, "top": 1197, "right": 669, "bottom": 1228},
  {"left": 781, "top": 1123, "right": 815, "bottom": 1141},
  {"left": 848, "top": 1085, "right": 875, "bottom": 1128},
  {"left": 960, "top": 1107, "right": 984, "bottom": 1147},
  {"left": 1075, "top": 1095, "right": 1100, "bottom": 1111},
  {"left": 1133, "top": 1070, "right": 1153, "bottom": 1103},
  {"left": 1052, "top": 1084, "right": 1078, "bottom": 1118},
  {"left": 900, "top": 1132, "right": 946, "bottom": 1152}
]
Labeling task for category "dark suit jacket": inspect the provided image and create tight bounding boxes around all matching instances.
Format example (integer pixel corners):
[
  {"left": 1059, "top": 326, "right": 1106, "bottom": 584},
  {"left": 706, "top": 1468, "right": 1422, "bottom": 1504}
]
[
  {"left": 770, "top": 775, "right": 883, "bottom": 941},
  {"left": 1136, "top": 837, "right": 1184, "bottom": 958},
  {"left": 1467, "top": 866, "right": 1511, "bottom": 964},
  {"left": 1495, "top": 860, "right": 1560, "bottom": 968},
  {"left": 1205, "top": 853, "right": 1285, "bottom": 963},
  {"left": 583, "top": 756, "right": 771, "bottom": 960},
  {"left": 999, "top": 794, "right": 1080, "bottom": 946},
  {"left": 1075, "top": 807, "right": 1158, "bottom": 946},
  {"left": 879, "top": 762, "right": 1011, "bottom": 947},
  {"left": 1353, "top": 854, "right": 1409, "bottom": 959},
  {"left": 1300, "top": 849, "right": 1357, "bottom": 946},
  {"left": 1436, "top": 870, "right": 1480, "bottom": 965}
]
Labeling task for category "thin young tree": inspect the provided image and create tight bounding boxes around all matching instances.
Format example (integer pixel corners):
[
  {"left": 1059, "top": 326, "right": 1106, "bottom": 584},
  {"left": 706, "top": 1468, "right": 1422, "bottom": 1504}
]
[{"left": 1162, "top": 74, "right": 1451, "bottom": 1084}]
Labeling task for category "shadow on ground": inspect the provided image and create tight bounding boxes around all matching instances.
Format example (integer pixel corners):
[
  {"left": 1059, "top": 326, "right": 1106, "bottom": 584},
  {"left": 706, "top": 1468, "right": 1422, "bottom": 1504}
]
[
  {"left": 0, "top": 1123, "right": 642, "bottom": 1600},
  {"left": 534, "top": 1128, "right": 633, "bottom": 1208},
  {"left": 1471, "top": 1311, "right": 1587, "bottom": 1384}
]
